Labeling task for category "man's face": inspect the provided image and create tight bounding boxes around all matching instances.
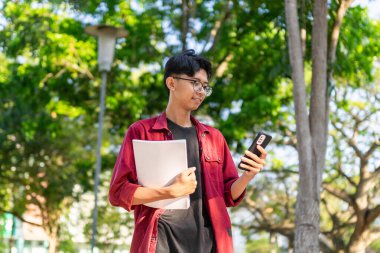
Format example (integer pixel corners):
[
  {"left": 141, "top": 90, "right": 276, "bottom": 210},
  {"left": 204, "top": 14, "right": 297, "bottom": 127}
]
[{"left": 168, "top": 69, "right": 209, "bottom": 111}]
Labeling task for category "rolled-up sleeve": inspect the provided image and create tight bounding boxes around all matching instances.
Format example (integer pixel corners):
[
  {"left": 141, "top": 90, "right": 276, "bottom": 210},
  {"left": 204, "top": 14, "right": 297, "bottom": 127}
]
[
  {"left": 109, "top": 123, "right": 141, "bottom": 212},
  {"left": 221, "top": 137, "right": 246, "bottom": 207}
]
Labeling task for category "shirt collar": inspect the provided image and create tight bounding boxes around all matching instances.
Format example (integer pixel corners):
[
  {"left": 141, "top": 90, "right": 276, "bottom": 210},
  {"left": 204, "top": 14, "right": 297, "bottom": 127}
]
[
  {"left": 152, "top": 111, "right": 169, "bottom": 131},
  {"left": 152, "top": 111, "right": 209, "bottom": 134}
]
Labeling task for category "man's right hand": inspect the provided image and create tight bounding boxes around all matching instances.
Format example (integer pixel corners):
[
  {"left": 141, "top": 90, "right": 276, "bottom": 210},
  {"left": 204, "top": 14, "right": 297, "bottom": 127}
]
[
  {"left": 131, "top": 167, "right": 197, "bottom": 206},
  {"left": 168, "top": 167, "right": 197, "bottom": 198}
]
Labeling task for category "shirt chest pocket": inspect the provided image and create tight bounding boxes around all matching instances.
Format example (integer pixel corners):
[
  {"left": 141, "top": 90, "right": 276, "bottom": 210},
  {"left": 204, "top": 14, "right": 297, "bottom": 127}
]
[{"left": 203, "top": 151, "right": 223, "bottom": 183}]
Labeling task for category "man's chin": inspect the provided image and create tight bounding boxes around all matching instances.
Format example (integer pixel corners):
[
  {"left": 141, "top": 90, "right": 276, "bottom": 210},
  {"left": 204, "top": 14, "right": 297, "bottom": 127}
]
[{"left": 188, "top": 104, "right": 201, "bottom": 111}]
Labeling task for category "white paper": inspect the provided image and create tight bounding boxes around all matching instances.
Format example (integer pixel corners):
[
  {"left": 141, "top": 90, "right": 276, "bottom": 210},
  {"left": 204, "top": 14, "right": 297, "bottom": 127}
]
[{"left": 132, "top": 139, "right": 190, "bottom": 209}]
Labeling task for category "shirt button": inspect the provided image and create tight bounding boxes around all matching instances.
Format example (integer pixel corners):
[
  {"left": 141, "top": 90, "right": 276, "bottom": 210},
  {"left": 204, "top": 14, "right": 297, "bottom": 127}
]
[
  {"left": 206, "top": 156, "right": 210, "bottom": 161},
  {"left": 201, "top": 133, "right": 205, "bottom": 138}
]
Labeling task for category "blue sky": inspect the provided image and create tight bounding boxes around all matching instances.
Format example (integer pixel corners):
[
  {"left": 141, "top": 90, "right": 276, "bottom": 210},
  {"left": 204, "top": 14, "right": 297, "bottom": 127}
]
[{"left": 354, "top": 0, "right": 380, "bottom": 20}]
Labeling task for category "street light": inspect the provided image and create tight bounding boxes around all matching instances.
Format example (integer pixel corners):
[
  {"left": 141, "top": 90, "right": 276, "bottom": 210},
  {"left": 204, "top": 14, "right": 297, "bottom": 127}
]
[{"left": 85, "top": 25, "right": 127, "bottom": 253}]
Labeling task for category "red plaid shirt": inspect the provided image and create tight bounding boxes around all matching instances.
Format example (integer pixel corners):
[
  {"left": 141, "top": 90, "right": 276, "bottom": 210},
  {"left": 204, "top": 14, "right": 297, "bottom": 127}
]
[{"left": 109, "top": 112, "right": 245, "bottom": 253}]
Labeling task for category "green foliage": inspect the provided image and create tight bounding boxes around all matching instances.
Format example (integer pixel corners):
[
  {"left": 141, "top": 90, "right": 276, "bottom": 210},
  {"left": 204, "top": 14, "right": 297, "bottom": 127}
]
[
  {"left": 58, "top": 231, "right": 77, "bottom": 253},
  {"left": 245, "top": 234, "right": 278, "bottom": 253},
  {"left": 334, "top": 6, "right": 380, "bottom": 86},
  {"left": 0, "top": 0, "right": 379, "bottom": 251},
  {"left": 83, "top": 203, "right": 134, "bottom": 250},
  {"left": 203, "top": 1, "right": 292, "bottom": 147},
  {"left": 369, "top": 239, "right": 380, "bottom": 252},
  {"left": 0, "top": 1, "right": 98, "bottom": 244}
]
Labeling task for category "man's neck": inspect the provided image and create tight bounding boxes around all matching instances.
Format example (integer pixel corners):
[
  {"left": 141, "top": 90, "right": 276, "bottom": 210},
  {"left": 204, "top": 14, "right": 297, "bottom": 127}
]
[{"left": 165, "top": 105, "right": 192, "bottom": 128}]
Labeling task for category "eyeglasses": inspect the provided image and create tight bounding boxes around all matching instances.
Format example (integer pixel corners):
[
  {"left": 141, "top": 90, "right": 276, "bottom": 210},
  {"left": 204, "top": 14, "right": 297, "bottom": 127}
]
[{"left": 172, "top": 76, "right": 213, "bottom": 97}]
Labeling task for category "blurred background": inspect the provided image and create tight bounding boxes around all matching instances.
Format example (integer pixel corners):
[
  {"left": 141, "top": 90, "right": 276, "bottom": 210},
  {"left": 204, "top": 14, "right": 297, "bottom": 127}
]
[{"left": 0, "top": 0, "right": 379, "bottom": 252}]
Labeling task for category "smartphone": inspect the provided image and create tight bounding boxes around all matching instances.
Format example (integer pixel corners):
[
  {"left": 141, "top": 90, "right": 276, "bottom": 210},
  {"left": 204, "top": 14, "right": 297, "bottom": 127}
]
[{"left": 238, "top": 132, "right": 272, "bottom": 171}]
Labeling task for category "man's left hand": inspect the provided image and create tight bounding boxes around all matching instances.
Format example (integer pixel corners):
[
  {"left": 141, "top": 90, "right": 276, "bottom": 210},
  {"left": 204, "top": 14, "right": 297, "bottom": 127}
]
[{"left": 239, "top": 145, "right": 267, "bottom": 178}]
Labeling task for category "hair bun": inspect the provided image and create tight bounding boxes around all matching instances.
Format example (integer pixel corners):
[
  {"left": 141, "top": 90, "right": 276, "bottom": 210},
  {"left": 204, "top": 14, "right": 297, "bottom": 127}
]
[{"left": 182, "top": 49, "right": 196, "bottom": 56}]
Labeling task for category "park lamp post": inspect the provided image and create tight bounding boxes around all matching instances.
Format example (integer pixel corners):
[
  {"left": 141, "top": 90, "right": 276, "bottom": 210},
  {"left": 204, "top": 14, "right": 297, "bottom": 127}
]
[{"left": 85, "top": 25, "right": 127, "bottom": 253}]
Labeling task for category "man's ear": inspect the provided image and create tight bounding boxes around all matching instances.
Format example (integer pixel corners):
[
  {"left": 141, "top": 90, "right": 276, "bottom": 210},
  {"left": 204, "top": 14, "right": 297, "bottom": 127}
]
[{"left": 166, "top": 76, "right": 175, "bottom": 91}]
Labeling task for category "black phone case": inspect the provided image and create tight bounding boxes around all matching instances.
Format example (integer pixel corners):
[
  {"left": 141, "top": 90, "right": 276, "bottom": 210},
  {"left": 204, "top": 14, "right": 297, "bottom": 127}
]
[{"left": 238, "top": 132, "right": 272, "bottom": 171}]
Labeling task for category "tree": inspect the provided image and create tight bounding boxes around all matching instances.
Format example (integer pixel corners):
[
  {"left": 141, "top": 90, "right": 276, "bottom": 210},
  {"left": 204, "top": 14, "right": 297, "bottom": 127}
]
[
  {"left": 236, "top": 3, "right": 379, "bottom": 252},
  {"left": 320, "top": 6, "right": 380, "bottom": 251},
  {"left": 283, "top": 0, "right": 360, "bottom": 251},
  {"left": 284, "top": 1, "right": 327, "bottom": 250},
  {"left": 0, "top": 2, "right": 97, "bottom": 251},
  {"left": 236, "top": 82, "right": 380, "bottom": 253},
  {"left": 320, "top": 77, "right": 380, "bottom": 253}
]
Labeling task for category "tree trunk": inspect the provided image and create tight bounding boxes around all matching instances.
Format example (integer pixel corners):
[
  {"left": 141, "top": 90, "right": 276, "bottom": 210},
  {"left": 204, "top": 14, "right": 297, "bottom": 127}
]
[
  {"left": 285, "top": 0, "right": 328, "bottom": 252},
  {"left": 325, "top": 0, "right": 354, "bottom": 153},
  {"left": 270, "top": 233, "right": 277, "bottom": 253},
  {"left": 348, "top": 160, "right": 373, "bottom": 252},
  {"left": 181, "top": 0, "right": 190, "bottom": 51},
  {"left": 47, "top": 225, "right": 59, "bottom": 253},
  {"left": 48, "top": 235, "right": 58, "bottom": 253},
  {"left": 327, "top": 0, "right": 354, "bottom": 82},
  {"left": 9, "top": 215, "right": 16, "bottom": 253},
  {"left": 310, "top": 0, "right": 327, "bottom": 189},
  {"left": 284, "top": 0, "right": 314, "bottom": 251},
  {"left": 348, "top": 238, "right": 367, "bottom": 253}
]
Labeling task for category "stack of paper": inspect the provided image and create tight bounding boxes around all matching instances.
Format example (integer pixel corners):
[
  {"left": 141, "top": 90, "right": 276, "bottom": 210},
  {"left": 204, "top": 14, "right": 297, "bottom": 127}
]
[{"left": 132, "top": 139, "right": 190, "bottom": 209}]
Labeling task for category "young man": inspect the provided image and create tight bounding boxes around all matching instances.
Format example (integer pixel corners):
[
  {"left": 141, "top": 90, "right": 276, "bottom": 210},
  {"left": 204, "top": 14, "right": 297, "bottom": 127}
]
[{"left": 109, "top": 50, "right": 267, "bottom": 253}]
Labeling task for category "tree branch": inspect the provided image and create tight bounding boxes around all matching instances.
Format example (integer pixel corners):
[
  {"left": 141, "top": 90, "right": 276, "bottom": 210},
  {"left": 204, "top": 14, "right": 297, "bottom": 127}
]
[
  {"left": 181, "top": 0, "right": 190, "bottom": 51},
  {"left": 310, "top": 0, "right": 328, "bottom": 181},
  {"left": 369, "top": 166, "right": 380, "bottom": 182},
  {"left": 326, "top": 0, "right": 354, "bottom": 129},
  {"left": 321, "top": 198, "right": 335, "bottom": 221},
  {"left": 236, "top": 220, "right": 294, "bottom": 238},
  {"left": 322, "top": 183, "right": 353, "bottom": 204},
  {"left": 331, "top": 120, "right": 364, "bottom": 159},
  {"left": 364, "top": 138, "right": 380, "bottom": 161},
  {"left": 319, "top": 233, "right": 335, "bottom": 253},
  {"left": 368, "top": 227, "right": 380, "bottom": 246},
  {"left": 214, "top": 53, "right": 233, "bottom": 77},
  {"left": 366, "top": 204, "right": 380, "bottom": 225},
  {"left": 336, "top": 166, "right": 357, "bottom": 187},
  {"left": 328, "top": 0, "right": 354, "bottom": 66},
  {"left": 201, "top": 1, "right": 231, "bottom": 53},
  {"left": 0, "top": 208, "right": 42, "bottom": 227}
]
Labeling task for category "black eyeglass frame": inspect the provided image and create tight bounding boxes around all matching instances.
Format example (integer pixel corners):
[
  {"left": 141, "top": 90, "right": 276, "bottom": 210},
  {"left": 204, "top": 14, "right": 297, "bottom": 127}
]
[{"left": 172, "top": 76, "right": 213, "bottom": 97}]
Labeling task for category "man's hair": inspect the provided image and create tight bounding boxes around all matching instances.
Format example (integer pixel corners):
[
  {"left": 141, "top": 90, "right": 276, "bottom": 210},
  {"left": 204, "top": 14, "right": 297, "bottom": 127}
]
[{"left": 163, "top": 49, "right": 212, "bottom": 92}]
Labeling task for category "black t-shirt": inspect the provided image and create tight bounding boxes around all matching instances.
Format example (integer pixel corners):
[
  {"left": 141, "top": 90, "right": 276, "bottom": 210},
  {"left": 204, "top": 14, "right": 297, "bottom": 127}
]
[{"left": 155, "top": 119, "right": 215, "bottom": 253}]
